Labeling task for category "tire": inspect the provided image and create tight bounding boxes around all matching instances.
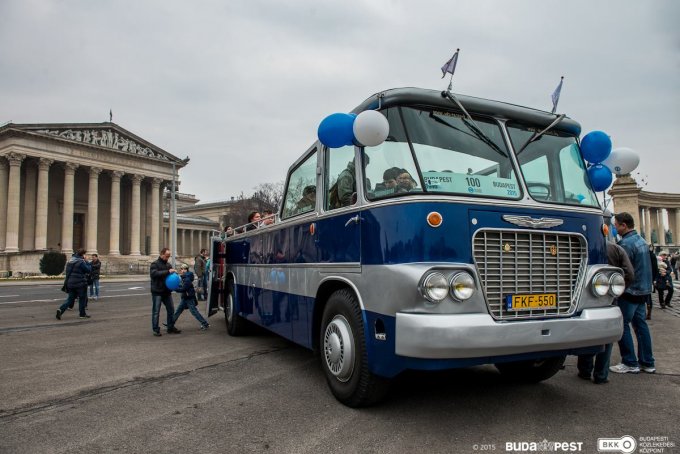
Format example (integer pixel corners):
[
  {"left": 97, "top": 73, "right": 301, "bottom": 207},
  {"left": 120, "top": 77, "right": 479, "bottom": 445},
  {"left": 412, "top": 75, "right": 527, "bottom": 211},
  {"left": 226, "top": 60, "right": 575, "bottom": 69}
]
[
  {"left": 320, "top": 289, "right": 390, "bottom": 407},
  {"left": 495, "top": 356, "right": 566, "bottom": 383},
  {"left": 225, "top": 280, "right": 248, "bottom": 336}
]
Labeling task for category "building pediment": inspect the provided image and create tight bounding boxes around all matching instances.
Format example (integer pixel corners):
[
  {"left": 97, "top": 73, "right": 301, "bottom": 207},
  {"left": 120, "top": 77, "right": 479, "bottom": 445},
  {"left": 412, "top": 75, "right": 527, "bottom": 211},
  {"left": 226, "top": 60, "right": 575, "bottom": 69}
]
[{"left": 0, "top": 122, "right": 181, "bottom": 163}]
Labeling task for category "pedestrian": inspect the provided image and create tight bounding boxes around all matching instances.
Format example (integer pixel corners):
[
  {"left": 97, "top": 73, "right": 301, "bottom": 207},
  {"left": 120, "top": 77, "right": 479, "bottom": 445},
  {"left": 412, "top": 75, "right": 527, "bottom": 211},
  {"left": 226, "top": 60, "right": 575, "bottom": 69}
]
[
  {"left": 577, "top": 240, "right": 635, "bottom": 384},
  {"left": 194, "top": 248, "right": 207, "bottom": 301},
  {"left": 56, "top": 248, "right": 92, "bottom": 320},
  {"left": 150, "top": 248, "right": 181, "bottom": 337},
  {"left": 172, "top": 264, "right": 209, "bottom": 330},
  {"left": 609, "top": 212, "right": 655, "bottom": 374},
  {"left": 89, "top": 253, "right": 101, "bottom": 300},
  {"left": 655, "top": 263, "right": 674, "bottom": 309},
  {"left": 646, "top": 245, "right": 659, "bottom": 320}
]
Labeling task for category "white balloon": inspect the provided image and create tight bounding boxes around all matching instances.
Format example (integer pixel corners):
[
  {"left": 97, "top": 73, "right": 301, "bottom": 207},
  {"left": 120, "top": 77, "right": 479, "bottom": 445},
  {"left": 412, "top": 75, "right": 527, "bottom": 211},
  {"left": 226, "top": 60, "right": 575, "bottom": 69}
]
[
  {"left": 601, "top": 147, "right": 640, "bottom": 176},
  {"left": 353, "top": 110, "right": 389, "bottom": 147}
]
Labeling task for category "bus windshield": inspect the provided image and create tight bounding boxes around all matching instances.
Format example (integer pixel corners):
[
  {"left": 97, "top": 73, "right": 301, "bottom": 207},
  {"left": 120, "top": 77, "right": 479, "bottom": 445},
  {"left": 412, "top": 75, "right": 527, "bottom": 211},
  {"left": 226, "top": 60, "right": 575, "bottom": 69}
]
[
  {"left": 364, "top": 107, "right": 522, "bottom": 200},
  {"left": 507, "top": 122, "right": 599, "bottom": 207}
]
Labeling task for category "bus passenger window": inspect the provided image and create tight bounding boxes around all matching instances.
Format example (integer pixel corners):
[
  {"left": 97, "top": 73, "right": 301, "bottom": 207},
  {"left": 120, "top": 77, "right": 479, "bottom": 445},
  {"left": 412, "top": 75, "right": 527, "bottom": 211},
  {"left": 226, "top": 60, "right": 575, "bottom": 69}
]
[
  {"left": 325, "top": 145, "right": 356, "bottom": 210},
  {"left": 282, "top": 150, "right": 317, "bottom": 219}
]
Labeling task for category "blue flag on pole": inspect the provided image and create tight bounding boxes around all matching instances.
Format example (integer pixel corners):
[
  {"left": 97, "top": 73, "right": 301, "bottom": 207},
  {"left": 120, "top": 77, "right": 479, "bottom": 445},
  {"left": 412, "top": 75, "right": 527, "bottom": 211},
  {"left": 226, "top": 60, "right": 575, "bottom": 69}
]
[
  {"left": 441, "top": 49, "right": 459, "bottom": 78},
  {"left": 551, "top": 77, "right": 563, "bottom": 113}
]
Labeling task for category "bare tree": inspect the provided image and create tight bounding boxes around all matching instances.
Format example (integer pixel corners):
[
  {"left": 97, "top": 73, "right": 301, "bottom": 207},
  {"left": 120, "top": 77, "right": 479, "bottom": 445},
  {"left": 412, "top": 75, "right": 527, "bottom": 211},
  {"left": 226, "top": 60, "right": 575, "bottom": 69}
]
[{"left": 252, "top": 181, "right": 284, "bottom": 213}]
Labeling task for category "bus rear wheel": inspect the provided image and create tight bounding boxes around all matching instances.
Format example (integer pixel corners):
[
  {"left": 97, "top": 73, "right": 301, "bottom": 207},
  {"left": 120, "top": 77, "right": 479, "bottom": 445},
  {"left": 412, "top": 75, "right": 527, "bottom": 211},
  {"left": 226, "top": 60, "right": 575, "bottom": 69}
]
[
  {"left": 495, "top": 356, "right": 565, "bottom": 383},
  {"left": 320, "top": 289, "right": 389, "bottom": 407},
  {"left": 225, "top": 280, "right": 248, "bottom": 336}
]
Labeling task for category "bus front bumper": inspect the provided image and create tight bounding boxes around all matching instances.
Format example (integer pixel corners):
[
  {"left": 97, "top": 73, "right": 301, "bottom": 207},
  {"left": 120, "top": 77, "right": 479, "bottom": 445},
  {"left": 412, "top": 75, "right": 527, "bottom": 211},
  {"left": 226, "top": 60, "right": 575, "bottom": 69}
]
[{"left": 395, "top": 307, "right": 622, "bottom": 359}]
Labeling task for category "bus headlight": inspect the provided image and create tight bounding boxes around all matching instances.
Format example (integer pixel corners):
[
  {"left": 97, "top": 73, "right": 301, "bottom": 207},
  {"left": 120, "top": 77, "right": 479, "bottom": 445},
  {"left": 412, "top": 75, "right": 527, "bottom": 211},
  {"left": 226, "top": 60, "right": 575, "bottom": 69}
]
[
  {"left": 609, "top": 273, "right": 625, "bottom": 296},
  {"left": 420, "top": 272, "right": 448, "bottom": 303},
  {"left": 450, "top": 272, "right": 475, "bottom": 301},
  {"left": 591, "top": 273, "right": 610, "bottom": 297}
]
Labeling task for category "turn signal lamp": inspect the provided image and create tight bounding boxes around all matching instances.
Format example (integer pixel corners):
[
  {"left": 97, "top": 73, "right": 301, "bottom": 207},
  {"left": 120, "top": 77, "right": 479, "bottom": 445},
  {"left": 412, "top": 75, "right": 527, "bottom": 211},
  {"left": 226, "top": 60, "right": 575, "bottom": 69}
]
[
  {"left": 427, "top": 211, "right": 443, "bottom": 228},
  {"left": 602, "top": 224, "right": 609, "bottom": 237}
]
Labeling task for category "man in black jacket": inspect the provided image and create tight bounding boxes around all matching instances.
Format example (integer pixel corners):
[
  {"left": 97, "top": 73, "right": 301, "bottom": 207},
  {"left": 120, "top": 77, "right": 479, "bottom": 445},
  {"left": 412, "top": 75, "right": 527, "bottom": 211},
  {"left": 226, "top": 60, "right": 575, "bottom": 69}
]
[
  {"left": 56, "top": 248, "right": 92, "bottom": 320},
  {"left": 150, "top": 248, "right": 181, "bottom": 336}
]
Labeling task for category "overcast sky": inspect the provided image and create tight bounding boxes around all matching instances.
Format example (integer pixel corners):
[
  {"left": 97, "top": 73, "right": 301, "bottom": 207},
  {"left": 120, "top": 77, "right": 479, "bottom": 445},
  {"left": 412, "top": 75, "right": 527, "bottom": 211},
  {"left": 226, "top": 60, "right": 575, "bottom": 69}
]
[{"left": 1, "top": 0, "right": 678, "bottom": 204}]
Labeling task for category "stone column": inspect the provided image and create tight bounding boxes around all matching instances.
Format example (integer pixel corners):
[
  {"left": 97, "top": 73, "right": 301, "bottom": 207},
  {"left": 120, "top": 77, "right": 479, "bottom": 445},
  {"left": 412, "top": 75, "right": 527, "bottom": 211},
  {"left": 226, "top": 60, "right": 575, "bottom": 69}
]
[
  {"left": 21, "top": 161, "right": 38, "bottom": 251},
  {"left": 190, "top": 229, "right": 195, "bottom": 257},
  {"left": 109, "top": 171, "right": 124, "bottom": 255},
  {"left": 0, "top": 159, "right": 8, "bottom": 251},
  {"left": 61, "top": 162, "right": 79, "bottom": 254},
  {"left": 659, "top": 208, "right": 667, "bottom": 246},
  {"left": 675, "top": 209, "right": 680, "bottom": 246},
  {"left": 35, "top": 158, "right": 53, "bottom": 250},
  {"left": 4, "top": 153, "right": 26, "bottom": 253},
  {"left": 150, "top": 178, "right": 162, "bottom": 256},
  {"left": 668, "top": 208, "right": 678, "bottom": 245},
  {"left": 86, "top": 167, "right": 102, "bottom": 254},
  {"left": 129, "top": 174, "right": 144, "bottom": 256},
  {"left": 649, "top": 208, "right": 659, "bottom": 245},
  {"left": 644, "top": 208, "right": 652, "bottom": 243}
]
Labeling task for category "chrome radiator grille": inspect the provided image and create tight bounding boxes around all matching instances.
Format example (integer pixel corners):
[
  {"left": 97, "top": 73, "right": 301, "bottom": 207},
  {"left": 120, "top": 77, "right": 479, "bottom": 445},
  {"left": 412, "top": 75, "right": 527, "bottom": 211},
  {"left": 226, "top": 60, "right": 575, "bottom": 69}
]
[{"left": 472, "top": 229, "right": 587, "bottom": 320}]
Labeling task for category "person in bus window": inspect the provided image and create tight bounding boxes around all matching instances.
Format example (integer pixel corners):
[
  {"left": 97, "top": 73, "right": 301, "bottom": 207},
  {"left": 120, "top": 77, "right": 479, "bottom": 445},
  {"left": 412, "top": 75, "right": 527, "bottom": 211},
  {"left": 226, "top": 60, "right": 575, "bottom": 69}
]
[
  {"left": 262, "top": 209, "right": 275, "bottom": 226},
  {"left": 295, "top": 185, "right": 316, "bottom": 214},
  {"left": 394, "top": 169, "right": 417, "bottom": 193},
  {"left": 374, "top": 167, "right": 400, "bottom": 193},
  {"left": 245, "top": 211, "right": 261, "bottom": 231}
]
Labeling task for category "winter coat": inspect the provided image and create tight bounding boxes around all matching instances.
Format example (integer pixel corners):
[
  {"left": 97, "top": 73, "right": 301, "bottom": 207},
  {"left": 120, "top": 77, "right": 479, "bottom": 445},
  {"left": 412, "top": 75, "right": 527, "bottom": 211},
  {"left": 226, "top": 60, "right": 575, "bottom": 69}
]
[
  {"left": 150, "top": 256, "right": 173, "bottom": 295},
  {"left": 194, "top": 255, "right": 206, "bottom": 278},
  {"left": 90, "top": 259, "right": 101, "bottom": 280},
  {"left": 65, "top": 254, "right": 92, "bottom": 290},
  {"left": 180, "top": 271, "right": 196, "bottom": 299}
]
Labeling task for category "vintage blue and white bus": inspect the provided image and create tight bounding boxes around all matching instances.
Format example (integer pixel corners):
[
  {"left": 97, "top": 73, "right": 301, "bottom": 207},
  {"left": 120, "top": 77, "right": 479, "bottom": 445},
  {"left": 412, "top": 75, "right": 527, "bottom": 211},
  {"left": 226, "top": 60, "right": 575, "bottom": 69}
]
[{"left": 207, "top": 87, "right": 624, "bottom": 407}]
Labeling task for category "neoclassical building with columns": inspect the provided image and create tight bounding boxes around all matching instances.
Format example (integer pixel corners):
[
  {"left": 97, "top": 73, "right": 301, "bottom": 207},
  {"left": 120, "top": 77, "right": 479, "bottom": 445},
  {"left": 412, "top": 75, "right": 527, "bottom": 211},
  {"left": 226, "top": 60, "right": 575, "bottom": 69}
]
[
  {"left": 0, "top": 122, "right": 218, "bottom": 275},
  {"left": 609, "top": 174, "right": 680, "bottom": 250}
]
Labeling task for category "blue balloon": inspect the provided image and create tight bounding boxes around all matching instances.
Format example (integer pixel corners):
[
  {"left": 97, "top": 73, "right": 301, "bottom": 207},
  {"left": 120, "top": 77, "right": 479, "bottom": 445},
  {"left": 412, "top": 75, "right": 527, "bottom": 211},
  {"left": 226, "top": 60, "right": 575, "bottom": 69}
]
[
  {"left": 611, "top": 226, "right": 618, "bottom": 237},
  {"left": 580, "top": 131, "right": 612, "bottom": 164},
  {"left": 318, "top": 113, "right": 356, "bottom": 148},
  {"left": 587, "top": 164, "right": 613, "bottom": 192},
  {"left": 165, "top": 273, "right": 181, "bottom": 291}
]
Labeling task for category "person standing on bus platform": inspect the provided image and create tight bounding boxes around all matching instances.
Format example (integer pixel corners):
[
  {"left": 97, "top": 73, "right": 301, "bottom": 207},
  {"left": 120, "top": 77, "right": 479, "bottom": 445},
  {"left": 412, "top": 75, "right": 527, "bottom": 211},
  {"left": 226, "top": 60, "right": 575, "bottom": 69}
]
[
  {"left": 609, "top": 212, "right": 655, "bottom": 374},
  {"left": 194, "top": 248, "right": 207, "bottom": 301},
  {"left": 150, "top": 248, "right": 181, "bottom": 337},
  {"left": 577, "top": 240, "right": 634, "bottom": 384}
]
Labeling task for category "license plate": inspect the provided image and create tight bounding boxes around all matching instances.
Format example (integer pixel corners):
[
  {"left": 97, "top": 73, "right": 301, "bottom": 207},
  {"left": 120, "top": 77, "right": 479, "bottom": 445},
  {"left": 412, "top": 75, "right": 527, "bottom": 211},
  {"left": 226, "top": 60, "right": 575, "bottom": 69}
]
[{"left": 505, "top": 293, "right": 557, "bottom": 311}]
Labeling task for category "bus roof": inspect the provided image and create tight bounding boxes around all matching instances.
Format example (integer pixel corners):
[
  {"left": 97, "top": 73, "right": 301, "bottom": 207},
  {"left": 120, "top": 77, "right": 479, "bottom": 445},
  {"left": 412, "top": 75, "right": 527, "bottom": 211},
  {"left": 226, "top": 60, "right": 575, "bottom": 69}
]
[{"left": 352, "top": 87, "right": 581, "bottom": 137}]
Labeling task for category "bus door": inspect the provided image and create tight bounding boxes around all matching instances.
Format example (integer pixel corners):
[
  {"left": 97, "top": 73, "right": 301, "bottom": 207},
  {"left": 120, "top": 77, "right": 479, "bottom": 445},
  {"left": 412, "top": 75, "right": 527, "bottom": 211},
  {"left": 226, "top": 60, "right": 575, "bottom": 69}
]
[{"left": 206, "top": 237, "right": 225, "bottom": 317}]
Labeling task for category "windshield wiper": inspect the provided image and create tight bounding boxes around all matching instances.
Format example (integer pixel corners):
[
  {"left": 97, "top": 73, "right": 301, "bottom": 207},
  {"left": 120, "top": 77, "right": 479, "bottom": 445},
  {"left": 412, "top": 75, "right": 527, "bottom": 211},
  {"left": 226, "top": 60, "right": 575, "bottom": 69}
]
[
  {"left": 438, "top": 91, "right": 506, "bottom": 157},
  {"left": 516, "top": 114, "right": 566, "bottom": 155}
]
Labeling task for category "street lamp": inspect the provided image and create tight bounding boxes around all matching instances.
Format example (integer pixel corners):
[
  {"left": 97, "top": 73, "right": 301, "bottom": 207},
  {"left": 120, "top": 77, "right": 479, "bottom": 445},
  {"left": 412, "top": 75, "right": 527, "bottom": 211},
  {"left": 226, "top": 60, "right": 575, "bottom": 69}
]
[{"left": 171, "top": 157, "right": 190, "bottom": 268}]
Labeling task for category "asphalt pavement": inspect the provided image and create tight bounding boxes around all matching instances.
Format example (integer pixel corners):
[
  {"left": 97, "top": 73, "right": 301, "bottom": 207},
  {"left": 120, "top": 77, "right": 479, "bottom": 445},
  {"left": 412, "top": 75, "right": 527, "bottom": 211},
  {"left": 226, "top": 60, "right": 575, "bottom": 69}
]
[{"left": 0, "top": 278, "right": 678, "bottom": 453}]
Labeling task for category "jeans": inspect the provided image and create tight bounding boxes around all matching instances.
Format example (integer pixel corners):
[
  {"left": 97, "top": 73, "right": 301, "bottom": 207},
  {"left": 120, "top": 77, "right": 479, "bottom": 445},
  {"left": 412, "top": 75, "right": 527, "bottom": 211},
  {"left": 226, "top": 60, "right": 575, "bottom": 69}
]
[
  {"left": 658, "top": 287, "right": 673, "bottom": 306},
  {"left": 60, "top": 286, "right": 88, "bottom": 316},
  {"left": 152, "top": 293, "right": 175, "bottom": 333},
  {"left": 617, "top": 296, "right": 655, "bottom": 368},
  {"left": 577, "top": 343, "right": 613, "bottom": 382},
  {"left": 173, "top": 296, "right": 209, "bottom": 327},
  {"left": 89, "top": 279, "right": 100, "bottom": 298}
]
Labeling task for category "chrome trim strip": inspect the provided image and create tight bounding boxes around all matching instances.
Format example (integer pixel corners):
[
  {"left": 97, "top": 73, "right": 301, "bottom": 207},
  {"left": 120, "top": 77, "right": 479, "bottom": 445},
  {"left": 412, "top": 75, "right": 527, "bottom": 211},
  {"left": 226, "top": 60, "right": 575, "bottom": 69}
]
[{"left": 502, "top": 215, "right": 564, "bottom": 229}]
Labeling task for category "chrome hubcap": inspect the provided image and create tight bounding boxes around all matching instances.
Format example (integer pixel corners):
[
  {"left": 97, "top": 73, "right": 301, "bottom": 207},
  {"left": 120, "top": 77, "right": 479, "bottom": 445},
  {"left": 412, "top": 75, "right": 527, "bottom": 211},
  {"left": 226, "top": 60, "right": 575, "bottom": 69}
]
[{"left": 323, "top": 315, "right": 354, "bottom": 382}]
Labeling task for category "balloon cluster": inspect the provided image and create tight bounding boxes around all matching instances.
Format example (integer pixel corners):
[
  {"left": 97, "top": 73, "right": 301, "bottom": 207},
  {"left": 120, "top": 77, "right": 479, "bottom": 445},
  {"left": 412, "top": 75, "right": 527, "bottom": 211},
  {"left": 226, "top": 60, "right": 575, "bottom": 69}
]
[
  {"left": 581, "top": 131, "right": 640, "bottom": 192},
  {"left": 318, "top": 110, "right": 389, "bottom": 148}
]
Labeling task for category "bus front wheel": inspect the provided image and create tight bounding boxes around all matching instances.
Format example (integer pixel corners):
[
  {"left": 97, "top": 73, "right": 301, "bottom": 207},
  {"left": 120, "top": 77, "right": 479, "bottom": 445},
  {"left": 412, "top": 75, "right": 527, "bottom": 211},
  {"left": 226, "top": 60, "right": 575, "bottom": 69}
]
[
  {"left": 319, "top": 289, "right": 389, "bottom": 407},
  {"left": 494, "top": 356, "right": 566, "bottom": 383}
]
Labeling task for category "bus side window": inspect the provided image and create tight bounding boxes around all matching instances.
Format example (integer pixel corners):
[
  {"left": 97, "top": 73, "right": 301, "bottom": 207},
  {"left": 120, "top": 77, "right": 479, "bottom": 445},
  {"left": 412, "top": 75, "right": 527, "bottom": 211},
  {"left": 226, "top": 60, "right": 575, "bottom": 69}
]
[
  {"left": 325, "top": 145, "right": 356, "bottom": 210},
  {"left": 281, "top": 150, "right": 317, "bottom": 219}
]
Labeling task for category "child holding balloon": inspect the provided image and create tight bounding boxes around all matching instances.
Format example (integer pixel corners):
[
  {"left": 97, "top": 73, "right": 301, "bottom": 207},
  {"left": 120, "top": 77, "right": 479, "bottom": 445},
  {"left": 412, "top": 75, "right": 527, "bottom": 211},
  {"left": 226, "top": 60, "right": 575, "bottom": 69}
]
[{"left": 172, "top": 264, "right": 210, "bottom": 330}]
